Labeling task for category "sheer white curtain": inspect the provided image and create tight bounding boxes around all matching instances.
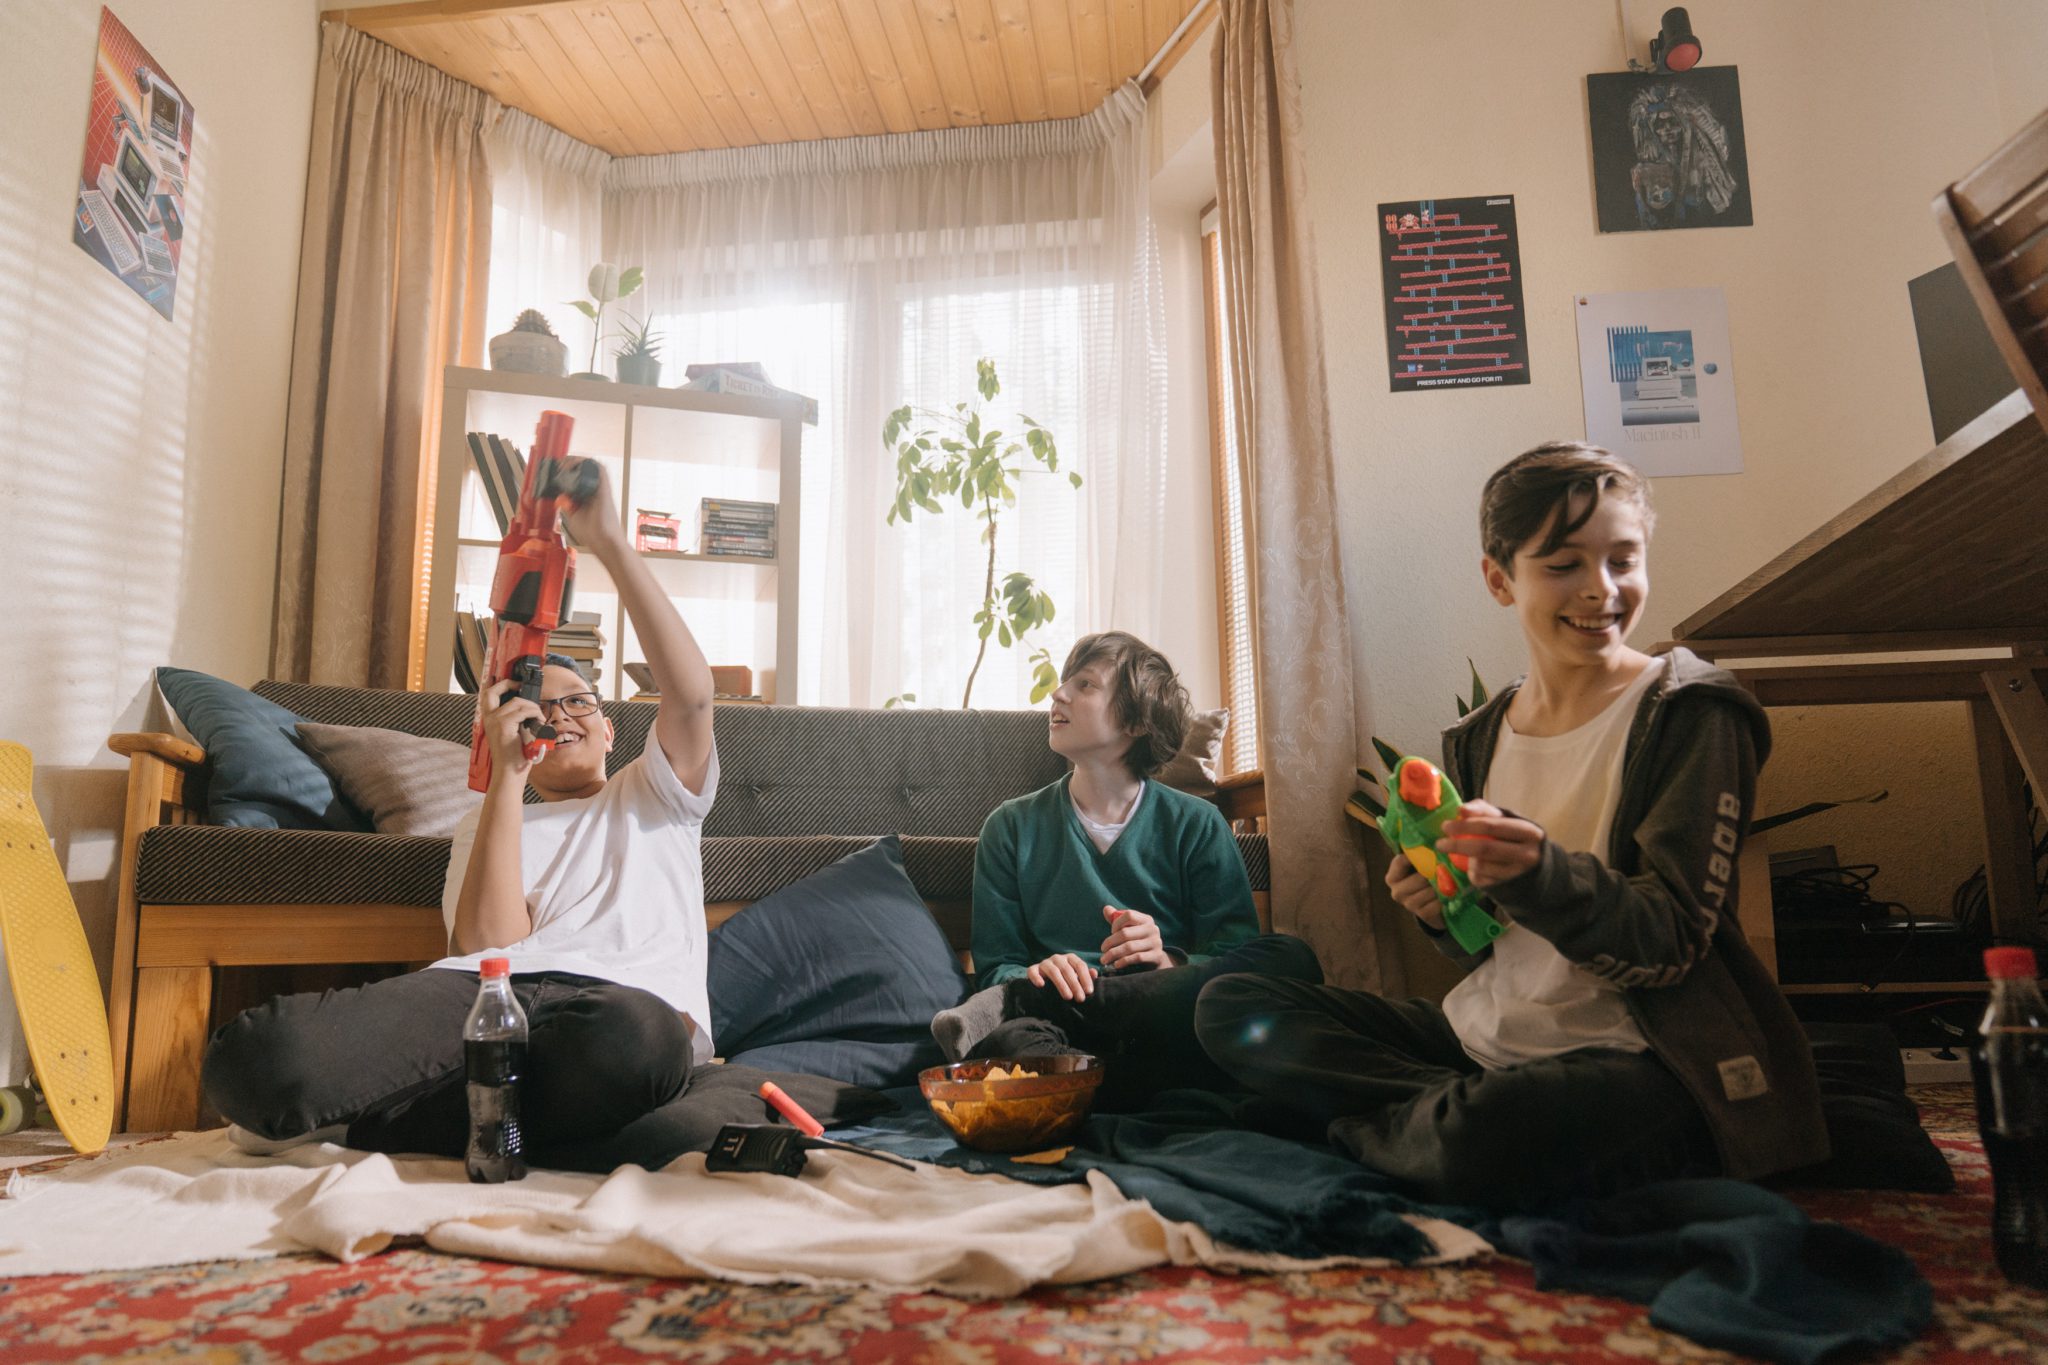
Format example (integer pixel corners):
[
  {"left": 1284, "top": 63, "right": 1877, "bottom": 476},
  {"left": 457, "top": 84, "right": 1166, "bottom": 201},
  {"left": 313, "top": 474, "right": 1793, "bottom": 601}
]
[
  {"left": 600, "top": 86, "right": 1165, "bottom": 708},
  {"left": 485, "top": 108, "right": 607, "bottom": 368}
]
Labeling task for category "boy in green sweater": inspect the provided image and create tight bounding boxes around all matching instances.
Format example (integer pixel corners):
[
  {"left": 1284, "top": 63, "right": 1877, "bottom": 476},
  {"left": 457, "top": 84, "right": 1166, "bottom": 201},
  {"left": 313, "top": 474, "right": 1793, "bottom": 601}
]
[{"left": 932, "top": 631, "right": 1321, "bottom": 1106}]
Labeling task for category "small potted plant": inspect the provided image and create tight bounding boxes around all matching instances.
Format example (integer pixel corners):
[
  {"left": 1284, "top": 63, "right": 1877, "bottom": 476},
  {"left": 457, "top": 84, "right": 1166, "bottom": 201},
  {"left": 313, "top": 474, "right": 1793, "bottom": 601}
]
[
  {"left": 487, "top": 309, "right": 568, "bottom": 377},
  {"left": 567, "top": 263, "right": 643, "bottom": 381},
  {"left": 614, "top": 315, "right": 662, "bottom": 387}
]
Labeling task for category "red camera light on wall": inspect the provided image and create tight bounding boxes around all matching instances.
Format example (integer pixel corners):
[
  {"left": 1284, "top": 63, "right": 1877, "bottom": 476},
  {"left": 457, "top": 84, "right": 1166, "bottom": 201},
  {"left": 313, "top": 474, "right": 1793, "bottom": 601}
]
[{"left": 1651, "top": 7, "right": 1703, "bottom": 72}]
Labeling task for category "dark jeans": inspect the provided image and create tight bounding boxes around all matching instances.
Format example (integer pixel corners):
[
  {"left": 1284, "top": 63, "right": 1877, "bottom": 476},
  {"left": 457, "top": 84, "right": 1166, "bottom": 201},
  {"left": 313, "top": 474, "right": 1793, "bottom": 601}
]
[
  {"left": 969, "top": 934, "right": 1323, "bottom": 1110},
  {"left": 202, "top": 968, "right": 884, "bottom": 1174},
  {"left": 1194, "top": 973, "right": 1718, "bottom": 1209}
]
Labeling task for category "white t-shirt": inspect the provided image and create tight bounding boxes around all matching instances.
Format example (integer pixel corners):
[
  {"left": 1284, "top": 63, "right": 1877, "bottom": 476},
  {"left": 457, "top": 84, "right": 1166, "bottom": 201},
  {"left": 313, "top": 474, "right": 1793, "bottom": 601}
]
[
  {"left": 1442, "top": 660, "right": 1663, "bottom": 1069},
  {"left": 1072, "top": 782, "right": 1145, "bottom": 853},
  {"left": 432, "top": 744, "right": 720, "bottom": 1064}
]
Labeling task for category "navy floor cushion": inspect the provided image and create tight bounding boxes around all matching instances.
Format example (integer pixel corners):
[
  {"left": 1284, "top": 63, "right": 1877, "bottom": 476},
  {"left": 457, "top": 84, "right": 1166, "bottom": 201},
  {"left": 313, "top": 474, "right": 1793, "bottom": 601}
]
[
  {"left": 708, "top": 834, "right": 970, "bottom": 1088},
  {"left": 1782, "top": 1022, "right": 1954, "bottom": 1193}
]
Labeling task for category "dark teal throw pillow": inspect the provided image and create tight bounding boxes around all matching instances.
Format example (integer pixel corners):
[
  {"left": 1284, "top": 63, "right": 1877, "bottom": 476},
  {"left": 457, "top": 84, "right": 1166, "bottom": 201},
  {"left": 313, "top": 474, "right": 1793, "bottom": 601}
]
[
  {"left": 155, "top": 667, "right": 368, "bottom": 831},
  {"left": 709, "top": 835, "right": 969, "bottom": 1088}
]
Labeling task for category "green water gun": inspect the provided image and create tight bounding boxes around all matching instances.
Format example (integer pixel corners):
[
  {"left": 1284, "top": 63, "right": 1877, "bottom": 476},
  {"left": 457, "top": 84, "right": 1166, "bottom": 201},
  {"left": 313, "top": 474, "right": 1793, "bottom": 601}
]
[{"left": 1377, "top": 756, "right": 1506, "bottom": 954}]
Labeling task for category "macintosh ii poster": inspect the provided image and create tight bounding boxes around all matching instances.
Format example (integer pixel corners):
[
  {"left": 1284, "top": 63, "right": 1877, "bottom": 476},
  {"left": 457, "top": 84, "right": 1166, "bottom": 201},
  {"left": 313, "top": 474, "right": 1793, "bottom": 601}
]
[
  {"left": 72, "top": 7, "right": 192, "bottom": 320},
  {"left": 1574, "top": 288, "right": 1743, "bottom": 477}
]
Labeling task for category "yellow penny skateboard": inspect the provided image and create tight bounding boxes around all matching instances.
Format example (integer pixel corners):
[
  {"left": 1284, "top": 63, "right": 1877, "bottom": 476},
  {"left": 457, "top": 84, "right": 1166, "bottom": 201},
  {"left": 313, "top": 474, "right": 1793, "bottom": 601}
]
[{"left": 0, "top": 742, "right": 114, "bottom": 1153}]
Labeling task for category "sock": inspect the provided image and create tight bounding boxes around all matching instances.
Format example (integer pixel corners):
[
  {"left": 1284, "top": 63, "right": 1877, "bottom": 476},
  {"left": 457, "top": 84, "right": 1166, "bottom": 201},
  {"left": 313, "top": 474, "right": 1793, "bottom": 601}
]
[{"left": 931, "top": 982, "right": 1013, "bottom": 1062}]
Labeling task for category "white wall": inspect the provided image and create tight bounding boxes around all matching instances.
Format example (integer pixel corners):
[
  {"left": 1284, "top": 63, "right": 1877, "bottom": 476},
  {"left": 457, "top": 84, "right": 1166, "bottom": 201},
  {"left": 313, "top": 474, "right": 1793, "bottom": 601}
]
[
  {"left": 1294, "top": 0, "right": 2048, "bottom": 936},
  {"left": 0, "top": 1, "right": 321, "bottom": 1079}
]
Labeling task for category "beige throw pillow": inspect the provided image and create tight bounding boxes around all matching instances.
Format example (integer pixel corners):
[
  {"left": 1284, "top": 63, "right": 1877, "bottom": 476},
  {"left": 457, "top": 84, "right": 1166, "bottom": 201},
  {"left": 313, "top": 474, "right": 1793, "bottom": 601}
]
[
  {"left": 1154, "top": 707, "right": 1229, "bottom": 797},
  {"left": 295, "top": 722, "right": 482, "bottom": 838}
]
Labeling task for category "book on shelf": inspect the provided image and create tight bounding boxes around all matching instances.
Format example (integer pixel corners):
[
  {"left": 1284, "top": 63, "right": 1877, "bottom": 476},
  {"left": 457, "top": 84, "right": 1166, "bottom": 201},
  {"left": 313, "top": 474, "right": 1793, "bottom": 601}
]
[
  {"left": 682, "top": 362, "right": 819, "bottom": 426},
  {"left": 464, "top": 430, "right": 582, "bottom": 546},
  {"left": 549, "top": 610, "right": 605, "bottom": 679},
  {"left": 456, "top": 607, "right": 606, "bottom": 689},
  {"left": 699, "top": 497, "right": 778, "bottom": 557},
  {"left": 624, "top": 662, "right": 759, "bottom": 701},
  {"left": 464, "top": 433, "right": 511, "bottom": 535},
  {"left": 452, "top": 610, "right": 495, "bottom": 693}
]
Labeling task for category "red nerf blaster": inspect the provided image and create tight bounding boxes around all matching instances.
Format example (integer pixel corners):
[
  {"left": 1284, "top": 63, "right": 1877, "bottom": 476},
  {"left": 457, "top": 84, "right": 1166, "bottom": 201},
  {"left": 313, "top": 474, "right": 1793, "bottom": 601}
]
[{"left": 467, "top": 410, "right": 601, "bottom": 792}]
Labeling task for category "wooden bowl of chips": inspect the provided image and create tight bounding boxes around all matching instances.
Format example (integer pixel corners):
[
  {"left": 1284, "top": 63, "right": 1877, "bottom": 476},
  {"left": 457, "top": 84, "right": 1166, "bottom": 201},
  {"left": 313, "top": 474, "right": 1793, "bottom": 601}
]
[{"left": 918, "top": 1056, "right": 1105, "bottom": 1153}]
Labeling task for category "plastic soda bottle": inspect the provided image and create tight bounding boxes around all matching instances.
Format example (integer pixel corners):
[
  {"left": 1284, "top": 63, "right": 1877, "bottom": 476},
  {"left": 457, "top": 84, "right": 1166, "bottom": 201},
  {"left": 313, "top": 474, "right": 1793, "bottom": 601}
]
[
  {"left": 1972, "top": 945, "right": 2048, "bottom": 1288},
  {"left": 464, "top": 957, "right": 528, "bottom": 1183}
]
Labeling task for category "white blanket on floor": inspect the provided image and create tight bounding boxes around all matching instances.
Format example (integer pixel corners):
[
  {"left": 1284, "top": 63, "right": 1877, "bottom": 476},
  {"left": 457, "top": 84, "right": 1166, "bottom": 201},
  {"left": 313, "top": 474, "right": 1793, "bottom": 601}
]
[{"left": 0, "top": 1132, "right": 1488, "bottom": 1296}]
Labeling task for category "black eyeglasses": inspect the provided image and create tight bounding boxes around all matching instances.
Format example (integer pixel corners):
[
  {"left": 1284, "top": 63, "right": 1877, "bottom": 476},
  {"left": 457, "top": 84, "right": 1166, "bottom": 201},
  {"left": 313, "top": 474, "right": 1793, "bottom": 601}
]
[{"left": 539, "top": 692, "right": 601, "bottom": 719}]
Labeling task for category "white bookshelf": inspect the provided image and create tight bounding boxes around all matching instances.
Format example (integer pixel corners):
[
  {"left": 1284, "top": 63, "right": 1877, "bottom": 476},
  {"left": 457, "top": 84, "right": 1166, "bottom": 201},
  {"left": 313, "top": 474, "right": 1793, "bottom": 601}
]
[{"left": 426, "top": 365, "right": 806, "bottom": 703}]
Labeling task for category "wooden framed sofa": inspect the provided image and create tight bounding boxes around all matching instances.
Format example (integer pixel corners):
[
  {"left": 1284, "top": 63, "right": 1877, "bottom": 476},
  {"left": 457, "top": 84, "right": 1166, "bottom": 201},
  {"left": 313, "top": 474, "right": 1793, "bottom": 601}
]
[{"left": 107, "top": 685, "right": 1269, "bottom": 1132}]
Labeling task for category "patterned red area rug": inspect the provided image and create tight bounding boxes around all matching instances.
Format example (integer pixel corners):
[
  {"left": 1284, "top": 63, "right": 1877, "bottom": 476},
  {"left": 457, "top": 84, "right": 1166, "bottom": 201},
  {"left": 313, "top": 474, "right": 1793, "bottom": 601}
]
[{"left": 1, "top": 1085, "right": 2040, "bottom": 1363}]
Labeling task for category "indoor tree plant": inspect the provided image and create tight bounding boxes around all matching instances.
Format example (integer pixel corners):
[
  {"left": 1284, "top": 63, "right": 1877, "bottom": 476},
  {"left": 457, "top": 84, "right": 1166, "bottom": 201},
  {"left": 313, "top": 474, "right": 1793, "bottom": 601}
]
[
  {"left": 567, "top": 263, "right": 643, "bottom": 380},
  {"left": 883, "top": 358, "right": 1080, "bottom": 708}
]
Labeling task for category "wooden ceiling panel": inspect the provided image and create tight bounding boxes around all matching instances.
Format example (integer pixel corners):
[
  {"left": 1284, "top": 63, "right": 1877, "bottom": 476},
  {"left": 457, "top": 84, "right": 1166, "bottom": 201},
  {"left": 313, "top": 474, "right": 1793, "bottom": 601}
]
[
  {"left": 988, "top": 0, "right": 1046, "bottom": 124},
  {"left": 338, "top": 0, "right": 1209, "bottom": 155},
  {"left": 1028, "top": 0, "right": 1081, "bottom": 119},
  {"left": 817, "top": 0, "right": 923, "bottom": 134},
  {"left": 1069, "top": 0, "right": 1113, "bottom": 110},
  {"left": 860, "top": 0, "right": 953, "bottom": 131},
  {"left": 953, "top": 0, "right": 1020, "bottom": 127}
]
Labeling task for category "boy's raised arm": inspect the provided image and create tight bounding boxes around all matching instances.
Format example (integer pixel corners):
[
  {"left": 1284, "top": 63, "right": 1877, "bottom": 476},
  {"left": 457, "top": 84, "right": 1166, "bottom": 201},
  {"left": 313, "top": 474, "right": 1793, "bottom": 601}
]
[
  {"left": 449, "top": 681, "right": 540, "bottom": 955},
  {"left": 563, "top": 462, "right": 715, "bottom": 794}
]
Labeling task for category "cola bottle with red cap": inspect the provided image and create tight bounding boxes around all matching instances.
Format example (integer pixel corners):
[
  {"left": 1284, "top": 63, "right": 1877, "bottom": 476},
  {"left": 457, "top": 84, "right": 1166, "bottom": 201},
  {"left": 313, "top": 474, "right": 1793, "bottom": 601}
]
[
  {"left": 1974, "top": 946, "right": 2048, "bottom": 1287},
  {"left": 464, "top": 957, "right": 528, "bottom": 1183}
]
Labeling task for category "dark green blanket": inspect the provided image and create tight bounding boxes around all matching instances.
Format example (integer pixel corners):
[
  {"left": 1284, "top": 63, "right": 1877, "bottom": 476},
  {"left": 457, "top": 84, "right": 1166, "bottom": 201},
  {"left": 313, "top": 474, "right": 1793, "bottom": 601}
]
[
  {"left": 833, "top": 1087, "right": 1465, "bottom": 1263},
  {"left": 830, "top": 1088, "right": 1930, "bottom": 1362}
]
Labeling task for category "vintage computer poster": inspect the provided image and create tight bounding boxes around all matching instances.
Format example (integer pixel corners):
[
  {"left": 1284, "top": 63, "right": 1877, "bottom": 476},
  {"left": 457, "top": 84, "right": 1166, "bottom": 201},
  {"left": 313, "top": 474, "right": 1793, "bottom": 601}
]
[
  {"left": 1575, "top": 288, "right": 1743, "bottom": 477},
  {"left": 1377, "top": 196, "right": 1530, "bottom": 392},
  {"left": 72, "top": 7, "right": 192, "bottom": 320}
]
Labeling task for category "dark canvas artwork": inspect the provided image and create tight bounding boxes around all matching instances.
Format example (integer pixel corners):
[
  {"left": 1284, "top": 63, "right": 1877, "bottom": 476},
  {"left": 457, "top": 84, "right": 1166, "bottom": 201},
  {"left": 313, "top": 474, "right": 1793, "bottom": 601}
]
[
  {"left": 1376, "top": 195, "right": 1530, "bottom": 392},
  {"left": 1587, "top": 67, "right": 1752, "bottom": 233}
]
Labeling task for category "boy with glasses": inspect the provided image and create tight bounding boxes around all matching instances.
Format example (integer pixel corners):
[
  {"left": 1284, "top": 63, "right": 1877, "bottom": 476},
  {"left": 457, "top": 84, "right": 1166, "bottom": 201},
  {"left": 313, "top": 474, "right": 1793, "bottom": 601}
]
[{"left": 204, "top": 462, "right": 874, "bottom": 1170}]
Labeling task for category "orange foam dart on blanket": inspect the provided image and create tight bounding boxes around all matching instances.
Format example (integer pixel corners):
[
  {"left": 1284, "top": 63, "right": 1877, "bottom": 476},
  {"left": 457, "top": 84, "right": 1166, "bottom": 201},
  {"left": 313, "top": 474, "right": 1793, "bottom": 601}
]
[{"left": 759, "top": 1081, "right": 824, "bottom": 1138}]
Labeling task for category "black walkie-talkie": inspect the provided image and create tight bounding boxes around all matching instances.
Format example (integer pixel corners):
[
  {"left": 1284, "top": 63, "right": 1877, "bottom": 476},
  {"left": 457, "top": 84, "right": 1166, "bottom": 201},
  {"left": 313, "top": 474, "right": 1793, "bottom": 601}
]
[{"left": 704, "top": 1124, "right": 917, "bottom": 1177}]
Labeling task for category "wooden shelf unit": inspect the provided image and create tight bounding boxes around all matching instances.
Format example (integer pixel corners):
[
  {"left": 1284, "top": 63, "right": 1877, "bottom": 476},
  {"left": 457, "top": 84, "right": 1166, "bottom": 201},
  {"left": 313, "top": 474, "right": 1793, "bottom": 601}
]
[
  {"left": 1672, "top": 393, "right": 2048, "bottom": 980},
  {"left": 427, "top": 366, "right": 806, "bottom": 702}
]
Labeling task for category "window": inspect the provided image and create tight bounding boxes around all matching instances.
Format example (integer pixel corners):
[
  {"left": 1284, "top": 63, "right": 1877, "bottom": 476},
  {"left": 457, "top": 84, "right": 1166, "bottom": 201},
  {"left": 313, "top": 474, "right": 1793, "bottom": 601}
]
[{"left": 1201, "top": 210, "right": 1260, "bottom": 775}]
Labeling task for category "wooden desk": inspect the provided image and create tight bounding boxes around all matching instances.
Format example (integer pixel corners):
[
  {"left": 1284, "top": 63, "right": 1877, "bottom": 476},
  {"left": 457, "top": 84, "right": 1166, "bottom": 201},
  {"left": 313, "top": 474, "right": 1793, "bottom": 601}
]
[{"left": 1672, "top": 390, "right": 2048, "bottom": 981}]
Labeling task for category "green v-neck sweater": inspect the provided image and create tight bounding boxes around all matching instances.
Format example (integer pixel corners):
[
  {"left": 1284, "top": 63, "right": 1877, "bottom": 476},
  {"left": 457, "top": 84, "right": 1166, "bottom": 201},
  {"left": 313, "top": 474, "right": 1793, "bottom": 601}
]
[{"left": 970, "top": 773, "right": 1259, "bottom": 988}]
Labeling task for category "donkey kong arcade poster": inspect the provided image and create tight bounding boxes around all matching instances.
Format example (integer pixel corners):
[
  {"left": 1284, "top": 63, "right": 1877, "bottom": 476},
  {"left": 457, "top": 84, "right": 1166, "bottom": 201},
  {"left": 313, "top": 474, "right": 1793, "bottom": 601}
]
[{"left": 1376, "top": 196, "right": 1530, "bottom": 393}]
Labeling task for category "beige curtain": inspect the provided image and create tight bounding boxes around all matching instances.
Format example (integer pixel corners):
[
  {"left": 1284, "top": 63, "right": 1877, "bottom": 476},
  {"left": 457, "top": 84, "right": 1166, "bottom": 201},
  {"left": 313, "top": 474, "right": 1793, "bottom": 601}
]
[
  {"left": 1213, "top": 0, "right": 1394, "bottom": 992},
  {"left": 272, "top": 22, "right": 497, "bottom": 689}
]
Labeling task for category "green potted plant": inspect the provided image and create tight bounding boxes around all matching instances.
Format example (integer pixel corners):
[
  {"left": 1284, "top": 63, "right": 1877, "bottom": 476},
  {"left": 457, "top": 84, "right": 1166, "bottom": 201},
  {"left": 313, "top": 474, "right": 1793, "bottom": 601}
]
[
  {"left": 1348, "top": 662, "right": 1490, "bottom": 824},
  {"left": 614, "top": 315, "right": 661, "bottom": 387},
  {"left": 882, "top": 358, "right": 1079, "bottom": 708},
  {"left": 567, "top": 263, "right": 643, "bottom": 381}
]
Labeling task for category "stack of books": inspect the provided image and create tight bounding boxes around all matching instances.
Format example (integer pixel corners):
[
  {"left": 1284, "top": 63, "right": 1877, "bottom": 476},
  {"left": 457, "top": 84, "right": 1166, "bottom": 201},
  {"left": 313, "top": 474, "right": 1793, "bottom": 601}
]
[
  {"left": 550, "top": 610, "right": 606, "bottom": 685},
  {"left": 452, "top": 609, "right": 607, "bottom": 691},
  {"left": 623, "top": 662, "right": 765, "bottom": 702},
  {"left": 699, "top": 498, "right": 777, "bottom": 559},
  {"left": 682, "top": 362, "right": 819, "bottom": 426},
  {"left": 465, "top": 430, "right": 582, "bottom": 545}
]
